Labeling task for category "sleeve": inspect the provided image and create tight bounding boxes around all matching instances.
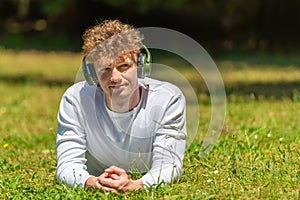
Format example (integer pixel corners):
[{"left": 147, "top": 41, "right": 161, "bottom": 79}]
[
  {"left": 56, "top": 89, "right": 91, "bottom": 188},
  {"left": 141, "top": 92, "right": 186, "bottom": 187}
]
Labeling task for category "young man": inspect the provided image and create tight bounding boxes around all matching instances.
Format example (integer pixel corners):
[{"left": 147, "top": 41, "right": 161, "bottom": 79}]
[{"left": 56, "top": 19, "right": 186, "bottom": 193}]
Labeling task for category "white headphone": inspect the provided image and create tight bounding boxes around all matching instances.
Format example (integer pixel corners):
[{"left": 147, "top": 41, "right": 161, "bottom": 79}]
[{"left": 82, "top": 45, "right": 151, "bottom": 86}]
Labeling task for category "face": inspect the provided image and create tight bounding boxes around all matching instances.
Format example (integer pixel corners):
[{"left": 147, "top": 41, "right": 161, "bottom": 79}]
[{"left": 96, "top": 53, "right": 139, "bottom": 107}]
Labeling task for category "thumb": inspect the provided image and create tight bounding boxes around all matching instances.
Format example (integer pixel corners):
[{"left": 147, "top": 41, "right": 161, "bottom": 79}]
[{"left": 109, "top": 173, "right": 120, "bottom": 180}]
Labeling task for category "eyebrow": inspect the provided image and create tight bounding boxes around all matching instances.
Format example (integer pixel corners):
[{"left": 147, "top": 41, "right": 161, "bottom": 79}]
[{"left": 110, "top": 59, "right": 133, "bottom": 67}]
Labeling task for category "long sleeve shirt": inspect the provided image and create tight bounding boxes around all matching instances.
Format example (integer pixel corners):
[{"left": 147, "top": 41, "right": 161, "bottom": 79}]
[{"left": 56, "top": 77, "right": 186, "bottom": 188}]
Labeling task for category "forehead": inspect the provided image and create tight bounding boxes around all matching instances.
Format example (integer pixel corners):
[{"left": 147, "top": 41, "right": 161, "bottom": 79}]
[{"left": 96, "top": 52, "right": 134, "bottom": 68}]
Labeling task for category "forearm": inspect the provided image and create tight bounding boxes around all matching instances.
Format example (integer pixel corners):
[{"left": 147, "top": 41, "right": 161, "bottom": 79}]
[
  {"left": 56, "top": 102, "right": 89, "bottom": 188},
  {"left": 56, "top": 132, "right": 90, "bottom": 188},
  {"left": 141, "top": 133, "right": 185, "bottom": 187},
  {"left": 56, "top": 164, "right": 91, "bottom": 188},
  {"left": 141, "top": 162, "right": 182, "bottom": 187}
]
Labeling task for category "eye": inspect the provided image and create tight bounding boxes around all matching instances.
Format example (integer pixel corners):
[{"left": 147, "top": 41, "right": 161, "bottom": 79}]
[
  {"left": 97, "top": 67, "right": 111, "bottom": 77},
  {"left": 100, "top": 67, "right": 111, "bottom": 72},
  {"left": 118, "top": 64, "right": 130, "bottom": 72}
]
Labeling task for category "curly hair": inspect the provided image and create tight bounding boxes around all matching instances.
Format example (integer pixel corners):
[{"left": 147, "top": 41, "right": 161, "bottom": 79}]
[{"left": 82, "top": 19, "right": 143, "bottom": 63}]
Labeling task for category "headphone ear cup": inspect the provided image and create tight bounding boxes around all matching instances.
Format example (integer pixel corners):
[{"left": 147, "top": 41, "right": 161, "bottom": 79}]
[
  {"left": 137, "top": 46, "right": 152, "bottom": 78},
  {"left": 82, "top": 57, "right": 99, "bottom": 86},
  {"left": 137, "top": 53, "right": 144, "bottom": 78},
  {"left": 143, "top": 54, "right": 151, "bottom": 78}
]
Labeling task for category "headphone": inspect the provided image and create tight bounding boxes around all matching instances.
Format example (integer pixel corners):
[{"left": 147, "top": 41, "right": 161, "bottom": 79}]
[{"left": 82, "top": 45, "right": 151, "bottom": 86}]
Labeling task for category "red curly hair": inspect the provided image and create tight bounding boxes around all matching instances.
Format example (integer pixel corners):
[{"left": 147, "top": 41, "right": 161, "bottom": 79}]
[{"left": 82, "top": 20, "right": 143, "bottom": 65}]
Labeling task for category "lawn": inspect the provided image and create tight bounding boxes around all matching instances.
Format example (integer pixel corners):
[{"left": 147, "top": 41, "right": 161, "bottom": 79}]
[{"left": 0, "top": 50, "right": 299, "bottom": 199}]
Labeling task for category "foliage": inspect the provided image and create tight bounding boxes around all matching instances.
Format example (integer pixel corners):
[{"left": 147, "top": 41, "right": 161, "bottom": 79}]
[
  {"left": 1, "top": 0, "right": 300, "bottom": 53},
  {"left": 0, "top": 50, "right": 299, "bottom": 199}
]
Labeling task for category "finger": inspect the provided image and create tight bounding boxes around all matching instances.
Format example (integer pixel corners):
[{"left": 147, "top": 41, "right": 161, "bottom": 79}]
[
  {"left": 100, "top": 172, "right": 109, "bottom": 178},
  {"left": 99, "top": 176, "right": 117, "bottom": 186},
  {"left": 109, "top": 173, "right": 120, "bottom": 180},
  {"left": 99, "top": 176, "right": 126, "bottom": 190},
  {"left": 100, "top": 185, "right": 120, "bottom": 194},
  {"left": 94, "top": 180, "right": 102, "bottom": 190},
  {"left": 105, "top": 166, "right": 126, "bottom": 174},
  {"left": 95, "top": 177, "right": 120, "bottom": 194},
  {"left": 100, "top": 172, "right": 119, "bottom": 181}
]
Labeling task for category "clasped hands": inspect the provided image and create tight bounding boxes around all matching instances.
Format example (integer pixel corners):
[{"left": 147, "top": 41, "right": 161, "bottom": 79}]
[{"left": 84, "top": 166, "right": 143, "bottom": 194}]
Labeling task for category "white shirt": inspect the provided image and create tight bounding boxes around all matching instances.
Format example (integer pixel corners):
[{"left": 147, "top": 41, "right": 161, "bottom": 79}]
[{"left": 56, "top": 78, "right": 186, "bottom": 188}]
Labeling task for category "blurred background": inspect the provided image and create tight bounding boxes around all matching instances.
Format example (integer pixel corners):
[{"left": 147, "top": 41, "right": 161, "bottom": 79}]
[{"left": 1, "top": 0, "right": 300, "bottom": 55}]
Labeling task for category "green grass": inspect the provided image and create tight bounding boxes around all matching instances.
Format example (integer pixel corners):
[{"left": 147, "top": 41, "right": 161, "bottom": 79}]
[{"left": 0, "top": 50, "right": 299, "bottom": 199}]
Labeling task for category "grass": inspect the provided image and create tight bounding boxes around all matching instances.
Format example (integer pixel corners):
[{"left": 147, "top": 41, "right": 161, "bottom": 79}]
[{"left": 0, "top": 50, "right": 299, "bottom": 199}]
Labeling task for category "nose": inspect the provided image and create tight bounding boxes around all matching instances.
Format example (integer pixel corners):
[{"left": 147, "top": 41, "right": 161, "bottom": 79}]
[{"left": 110, "top": 67, "right": 122, "bottom": 82}]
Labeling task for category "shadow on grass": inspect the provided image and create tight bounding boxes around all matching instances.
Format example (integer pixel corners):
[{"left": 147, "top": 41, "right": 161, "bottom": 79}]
[
  {"left": 188, "top": 77, "right": 300, "bottom": 100},
  {"left": 1, "top": 73, "right": 299, "bottom": 100},
  {"left": 217, "top": 53, "right": 300, "bottom": 68},
  {"left": 0, "top": 74, "right": 73, "bottom": 87},
  {"left": 225, "top": 81, "right": 300, "bottom": 100}
]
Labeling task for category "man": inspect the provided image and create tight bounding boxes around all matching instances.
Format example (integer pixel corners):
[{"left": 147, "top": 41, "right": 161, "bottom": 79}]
[{"left": 56, "top": 19, "right": 186, "bottom": 193}]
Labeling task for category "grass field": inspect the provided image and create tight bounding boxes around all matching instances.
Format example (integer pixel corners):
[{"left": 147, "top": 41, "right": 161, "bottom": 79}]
[{"left": 0, "top": 50, "right": 299, "bottom": 199}]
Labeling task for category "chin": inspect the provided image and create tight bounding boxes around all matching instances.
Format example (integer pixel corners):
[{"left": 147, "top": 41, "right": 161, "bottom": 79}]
[{"left": 111, "top": 90, "right": 131, "bottom": 98}]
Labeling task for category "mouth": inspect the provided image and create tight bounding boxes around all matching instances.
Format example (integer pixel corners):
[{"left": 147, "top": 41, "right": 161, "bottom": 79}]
[{"left": 109, "top": 84, "right": 126, "bottom": 90}]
